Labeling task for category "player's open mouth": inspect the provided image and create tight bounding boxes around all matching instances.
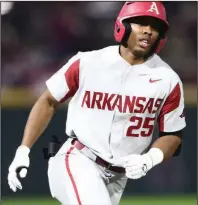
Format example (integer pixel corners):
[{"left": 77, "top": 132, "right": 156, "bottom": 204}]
[{"left": 139, "top": 39, "right": 150, "bottom": 48}]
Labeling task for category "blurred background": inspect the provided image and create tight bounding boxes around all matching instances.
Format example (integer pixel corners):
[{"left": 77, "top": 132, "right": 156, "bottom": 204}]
[{"left": 1, "top": 2, "right": 197, "bottom": 205}]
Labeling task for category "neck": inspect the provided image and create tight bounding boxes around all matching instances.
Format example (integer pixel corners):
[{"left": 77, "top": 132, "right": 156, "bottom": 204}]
[{"left": 119, "top": 45, "right": 147, "bottom": 66}]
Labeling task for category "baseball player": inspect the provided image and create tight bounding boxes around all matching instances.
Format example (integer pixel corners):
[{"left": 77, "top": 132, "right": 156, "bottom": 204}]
[{"left": 8, "top": 2, "right": 186, "bottom": 205}]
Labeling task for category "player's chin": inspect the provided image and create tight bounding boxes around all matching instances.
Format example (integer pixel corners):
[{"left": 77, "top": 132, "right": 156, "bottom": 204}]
[{"left": 133, "top": 47, "right": 150, "bottom": 57}]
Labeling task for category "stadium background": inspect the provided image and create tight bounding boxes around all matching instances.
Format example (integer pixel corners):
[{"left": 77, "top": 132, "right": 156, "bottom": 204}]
[{"left": 1, "top": 2, "right": 197, "bottom": 205}]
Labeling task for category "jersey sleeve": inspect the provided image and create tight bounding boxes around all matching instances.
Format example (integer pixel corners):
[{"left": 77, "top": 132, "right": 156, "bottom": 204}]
[
  {"left": 158, "top": 75, "right": 186, "bottom": 132},
  {"left": 46, "top": 53, "right": 81, "bottom": 103}
]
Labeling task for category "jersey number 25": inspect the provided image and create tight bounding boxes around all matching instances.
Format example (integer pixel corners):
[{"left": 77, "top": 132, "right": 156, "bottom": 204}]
[{"left": 126, "top": 116, "right": 155, "bottom": 137}]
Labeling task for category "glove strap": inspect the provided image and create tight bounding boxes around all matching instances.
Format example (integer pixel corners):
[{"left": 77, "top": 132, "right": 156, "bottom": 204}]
[
  {"left": 147, "top": 148, "right": 164, "bottom": 167},
  {"left": 17, "top": 145, "right": 30, "bottom": 156}
]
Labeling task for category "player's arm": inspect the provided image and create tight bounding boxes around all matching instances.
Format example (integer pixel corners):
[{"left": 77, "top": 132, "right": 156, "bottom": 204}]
[
  {"left": 21, "top": 89, "right": 60, "bottom": 148},
  {"left": 143, "top": 77, "right": 186, "bottom": 169},
  {"left": 148, "top": 76, "right": 186, "bottom": 164},
  {"left": 8, "top": 53, "right": 81, "bottom": 192},
  {"left": 20, "top": 53, "right": 80, "bottom": 148},
  {"left": 150, "top": 130, "right": 182, "bottom": 161},
  {"left": 7, "top": 89, "right": 61, "bottom": 192},
  {"left": 115, "top": 76, "right": 186, "bottom": 180}
]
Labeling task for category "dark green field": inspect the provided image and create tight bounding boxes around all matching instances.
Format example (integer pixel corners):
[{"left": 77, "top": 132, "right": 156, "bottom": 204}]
[{"left": 2, "top": 195, "right": 196, "bottom": 205}]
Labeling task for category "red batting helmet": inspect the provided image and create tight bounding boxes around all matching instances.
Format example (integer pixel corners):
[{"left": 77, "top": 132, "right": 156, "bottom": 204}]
[{"left": 114, "top": 2, "right": 169, "bottom": 54}]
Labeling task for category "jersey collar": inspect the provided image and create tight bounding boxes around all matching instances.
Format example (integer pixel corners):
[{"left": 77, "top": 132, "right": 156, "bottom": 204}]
[{"left": 114, "top": 45, "right": 156, "bottom": 69}]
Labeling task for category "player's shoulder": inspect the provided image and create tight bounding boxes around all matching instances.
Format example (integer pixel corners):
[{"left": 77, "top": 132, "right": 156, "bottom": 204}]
[
  {"left": 59, "top": 45, "right": 117, "bottom": 72},
  {"left": 153, "top": 54, "right": 182, "bottom": 83}
]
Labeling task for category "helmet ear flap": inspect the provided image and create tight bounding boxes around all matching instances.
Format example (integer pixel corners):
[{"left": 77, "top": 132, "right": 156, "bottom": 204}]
[
  {"left": 155, "top": 38, "right": 167, "bottom": 54},
  {"left": 120, "top": 22, "right": 132, "bottom": 48}
]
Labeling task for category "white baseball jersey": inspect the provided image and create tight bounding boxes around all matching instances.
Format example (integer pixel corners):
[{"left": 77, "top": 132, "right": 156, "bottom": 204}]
[{"left": 46, "top": 45, "right": 186, "bottom": 163}]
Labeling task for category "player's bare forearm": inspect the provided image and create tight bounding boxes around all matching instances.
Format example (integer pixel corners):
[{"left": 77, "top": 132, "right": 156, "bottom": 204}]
[
  {"left": 21, "top": 89, "right": 60, "bottom": 148},
  {"left": 151, "top": 135, "right": 182, "bottom": 161}
]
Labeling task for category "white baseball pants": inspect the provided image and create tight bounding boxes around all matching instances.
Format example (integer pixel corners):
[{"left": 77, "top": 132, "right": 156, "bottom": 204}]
[{"left": 47, "top": 139, "right": 128, "bottom": 205}]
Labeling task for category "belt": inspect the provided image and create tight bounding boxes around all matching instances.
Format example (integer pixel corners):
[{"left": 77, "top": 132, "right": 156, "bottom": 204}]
[{"left": 71, "top": 139, "right": 125, "bottom": 173}]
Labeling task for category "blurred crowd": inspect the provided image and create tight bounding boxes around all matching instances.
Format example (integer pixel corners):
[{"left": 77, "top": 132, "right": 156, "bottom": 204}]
[{"left": 2, "top": 2, "right": 197, "bottom": 92}]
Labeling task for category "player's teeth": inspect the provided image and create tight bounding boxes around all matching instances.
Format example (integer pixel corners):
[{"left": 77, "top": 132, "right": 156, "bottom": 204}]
[{"left": 139, "top": 39, "right": 149, "bottom": 47}]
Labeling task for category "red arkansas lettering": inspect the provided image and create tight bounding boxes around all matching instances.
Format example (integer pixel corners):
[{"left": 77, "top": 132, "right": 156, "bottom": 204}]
[
  {"left": 134, "top": 97, "right": 146, "bottom": 113},
  {"left": 81, "top": 90, "right": 91, "bottom": 108},
  {"left": 143, "top": 98, "right": 154, "bottom": 114},
  {"left": 111, "top": 94, "right": 122, "bottom": 112},
  {"left": 101, "top": 93, "right": 115, "bottom": 111},
  {"left": 152, "top": 98, "right": 163, "bottom": 113},
  {"left": 91, "top": 92, "right": 103, "bottom": 109},
  {"left": 81, "top": 91, "right": 164, "bottom": 115},
  {"left": 123, "top": 96, "right": 136, "bottom": 113}
]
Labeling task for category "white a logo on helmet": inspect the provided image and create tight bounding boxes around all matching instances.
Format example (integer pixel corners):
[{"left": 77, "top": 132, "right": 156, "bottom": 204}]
[{"left": 147, "top": 2, "right": 160, "bottom": 15}]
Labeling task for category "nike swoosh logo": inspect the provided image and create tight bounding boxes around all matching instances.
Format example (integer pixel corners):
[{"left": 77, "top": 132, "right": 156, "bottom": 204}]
[{"left": 149, "top": 78, "right": 162, "bottom": 83}]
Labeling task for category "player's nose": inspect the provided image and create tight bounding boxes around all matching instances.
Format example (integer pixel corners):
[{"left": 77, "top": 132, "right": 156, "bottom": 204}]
[{"left": 142, "top": 25, "right": 152, "bottom": 36}]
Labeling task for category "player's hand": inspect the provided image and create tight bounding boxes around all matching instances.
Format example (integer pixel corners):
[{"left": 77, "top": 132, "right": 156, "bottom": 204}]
[
  {"left": 113, "top": 153, "right": 153, "bottom": 180},
  {"left": 8, "top": 145, "right": 30, "bottom": 192}
]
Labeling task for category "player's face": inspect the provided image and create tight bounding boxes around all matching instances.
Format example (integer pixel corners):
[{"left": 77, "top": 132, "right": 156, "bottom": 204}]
[{"left": 127, "top": 16, "right": 162, "bottom": 57}]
